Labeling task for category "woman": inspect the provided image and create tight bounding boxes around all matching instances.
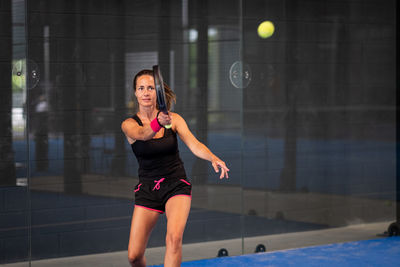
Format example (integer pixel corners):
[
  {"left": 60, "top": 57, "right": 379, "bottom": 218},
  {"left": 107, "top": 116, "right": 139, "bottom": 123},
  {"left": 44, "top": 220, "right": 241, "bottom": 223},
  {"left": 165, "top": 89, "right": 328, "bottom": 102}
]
[{"left": 121, "top": 69, "right": 229, "bottom": 267}]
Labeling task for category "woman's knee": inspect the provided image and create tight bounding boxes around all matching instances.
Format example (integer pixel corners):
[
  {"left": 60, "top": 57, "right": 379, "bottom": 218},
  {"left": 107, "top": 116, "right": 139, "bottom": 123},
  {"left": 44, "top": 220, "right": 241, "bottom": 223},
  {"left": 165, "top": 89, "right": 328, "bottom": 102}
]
[
  {"left": 128, "top": 249, "right": 145, "bottom": 264},
  {"left": 166, "top": 232, "right": 183, "bottom": 252}
]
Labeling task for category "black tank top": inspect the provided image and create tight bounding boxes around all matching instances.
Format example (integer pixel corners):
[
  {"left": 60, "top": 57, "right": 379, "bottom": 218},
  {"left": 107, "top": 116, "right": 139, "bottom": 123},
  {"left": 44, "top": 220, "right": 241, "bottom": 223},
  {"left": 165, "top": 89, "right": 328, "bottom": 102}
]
[{"left": 130, "top": 114, "right": 187, "bottom": 181}]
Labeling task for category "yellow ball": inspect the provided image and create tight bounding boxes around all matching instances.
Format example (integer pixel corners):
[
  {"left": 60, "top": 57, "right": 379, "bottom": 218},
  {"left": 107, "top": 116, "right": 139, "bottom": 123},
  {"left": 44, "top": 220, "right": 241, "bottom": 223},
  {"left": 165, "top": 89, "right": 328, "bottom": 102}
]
[{"left": 257, "top": 21, "right": 275, "bottom": 39}]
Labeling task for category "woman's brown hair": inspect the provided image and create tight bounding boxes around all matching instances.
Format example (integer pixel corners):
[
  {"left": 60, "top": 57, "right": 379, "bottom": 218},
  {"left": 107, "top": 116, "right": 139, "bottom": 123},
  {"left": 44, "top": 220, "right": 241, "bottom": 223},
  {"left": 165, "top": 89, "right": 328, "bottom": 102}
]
[{"left": 133, "top": 69, "right": 176, "bottom": 111}]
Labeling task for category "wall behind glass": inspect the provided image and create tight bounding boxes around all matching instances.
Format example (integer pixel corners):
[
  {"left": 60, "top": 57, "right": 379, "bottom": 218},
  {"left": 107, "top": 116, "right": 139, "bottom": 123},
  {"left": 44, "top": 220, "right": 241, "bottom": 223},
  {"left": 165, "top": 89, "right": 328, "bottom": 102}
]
[
  {"left": 242, "top": 0, "right": 396, "bottom": 249},
  {"left": 2, "top": 0, "right": 243, "bottom": 264}
]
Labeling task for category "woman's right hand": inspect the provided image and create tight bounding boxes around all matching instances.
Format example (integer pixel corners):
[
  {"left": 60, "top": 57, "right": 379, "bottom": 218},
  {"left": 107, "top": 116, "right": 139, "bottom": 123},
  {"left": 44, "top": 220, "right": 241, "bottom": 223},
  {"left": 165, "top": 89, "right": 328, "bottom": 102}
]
[{"left": 157, "top": 111, "right": 172, "bottom": 127}]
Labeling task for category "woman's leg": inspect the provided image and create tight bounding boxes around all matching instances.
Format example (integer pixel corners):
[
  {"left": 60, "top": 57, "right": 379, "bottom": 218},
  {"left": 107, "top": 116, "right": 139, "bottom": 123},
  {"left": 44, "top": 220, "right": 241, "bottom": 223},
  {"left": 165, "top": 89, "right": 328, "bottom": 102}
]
[
  {"left": 128, "top": 206, "right": 160, "bottom": 267},
  {"left": 164, "top": 195, "right": 191, "bottom": 267}
]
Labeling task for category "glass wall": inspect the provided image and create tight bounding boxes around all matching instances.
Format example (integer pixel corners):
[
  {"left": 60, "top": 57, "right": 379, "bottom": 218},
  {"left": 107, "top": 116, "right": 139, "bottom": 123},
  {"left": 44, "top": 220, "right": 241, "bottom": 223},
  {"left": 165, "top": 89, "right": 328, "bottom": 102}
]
[
  {"left": 241, "top": 0, "right": 396, "bottom": 253},
  {"left": 0, "top": 0, "right": 396, "bottom": 265}
]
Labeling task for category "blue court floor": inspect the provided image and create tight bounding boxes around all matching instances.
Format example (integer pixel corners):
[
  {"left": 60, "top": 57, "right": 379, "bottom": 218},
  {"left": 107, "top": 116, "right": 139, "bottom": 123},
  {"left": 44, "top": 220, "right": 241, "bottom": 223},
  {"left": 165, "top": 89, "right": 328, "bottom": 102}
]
[{"left": 152, "top": 237, "right": 400, "bottom": 267}]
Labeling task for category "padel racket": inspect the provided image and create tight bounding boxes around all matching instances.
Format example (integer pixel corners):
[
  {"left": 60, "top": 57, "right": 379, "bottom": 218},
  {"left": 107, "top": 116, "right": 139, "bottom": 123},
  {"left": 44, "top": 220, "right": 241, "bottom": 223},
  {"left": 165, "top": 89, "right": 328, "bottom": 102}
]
[{"left": 153, "top": 65, "right": 172, "bottom": 129}]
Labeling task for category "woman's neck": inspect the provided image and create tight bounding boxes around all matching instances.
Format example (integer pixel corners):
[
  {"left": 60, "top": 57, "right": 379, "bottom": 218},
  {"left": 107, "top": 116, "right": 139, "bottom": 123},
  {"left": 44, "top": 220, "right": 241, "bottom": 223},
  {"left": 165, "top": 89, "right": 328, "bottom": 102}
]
[{"left": 138, "top": 106, "right": 158, "bottom": 120}]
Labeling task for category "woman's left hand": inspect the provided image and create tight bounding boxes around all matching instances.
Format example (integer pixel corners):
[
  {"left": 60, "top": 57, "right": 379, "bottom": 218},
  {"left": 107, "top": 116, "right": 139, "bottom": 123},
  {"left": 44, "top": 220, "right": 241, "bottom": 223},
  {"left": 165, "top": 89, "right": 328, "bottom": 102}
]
[{"left": 211, "top": 157, "right": 230, "bottom": 179}]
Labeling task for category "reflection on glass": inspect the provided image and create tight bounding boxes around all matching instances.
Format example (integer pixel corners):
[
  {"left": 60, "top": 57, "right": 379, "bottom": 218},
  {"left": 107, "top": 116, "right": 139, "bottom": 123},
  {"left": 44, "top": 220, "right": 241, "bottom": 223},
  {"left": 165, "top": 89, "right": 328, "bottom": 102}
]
[{"left": 229, "top": 61, "right": 252, "bottom": 89}]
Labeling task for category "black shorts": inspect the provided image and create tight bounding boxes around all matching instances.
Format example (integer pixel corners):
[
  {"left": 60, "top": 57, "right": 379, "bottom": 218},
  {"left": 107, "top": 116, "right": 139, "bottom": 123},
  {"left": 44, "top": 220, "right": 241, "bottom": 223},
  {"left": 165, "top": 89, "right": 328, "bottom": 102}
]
[{"left": 134, "top": 178, "right": 192, "bottom": 213}]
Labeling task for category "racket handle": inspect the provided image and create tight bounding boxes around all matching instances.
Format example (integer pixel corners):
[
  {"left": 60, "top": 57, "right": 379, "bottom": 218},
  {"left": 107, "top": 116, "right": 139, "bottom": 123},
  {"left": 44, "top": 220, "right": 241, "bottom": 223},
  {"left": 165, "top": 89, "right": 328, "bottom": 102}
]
[{"left": 162, "top": 110, "right": 172, "bottom": 128}]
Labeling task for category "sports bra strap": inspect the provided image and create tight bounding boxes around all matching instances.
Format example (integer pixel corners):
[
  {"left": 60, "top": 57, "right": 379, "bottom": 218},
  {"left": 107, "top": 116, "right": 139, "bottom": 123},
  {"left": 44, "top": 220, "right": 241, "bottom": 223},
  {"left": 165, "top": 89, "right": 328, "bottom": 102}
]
[{"left": 132, "top": 114, "right": 143, "bottom": 126}]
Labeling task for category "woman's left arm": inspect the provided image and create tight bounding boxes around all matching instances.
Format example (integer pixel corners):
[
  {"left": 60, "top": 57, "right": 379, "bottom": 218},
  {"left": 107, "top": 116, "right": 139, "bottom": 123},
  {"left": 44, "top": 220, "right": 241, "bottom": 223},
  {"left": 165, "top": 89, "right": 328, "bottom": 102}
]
[{"left": 171, "top": 113, "right": 229, "bottom": 179}]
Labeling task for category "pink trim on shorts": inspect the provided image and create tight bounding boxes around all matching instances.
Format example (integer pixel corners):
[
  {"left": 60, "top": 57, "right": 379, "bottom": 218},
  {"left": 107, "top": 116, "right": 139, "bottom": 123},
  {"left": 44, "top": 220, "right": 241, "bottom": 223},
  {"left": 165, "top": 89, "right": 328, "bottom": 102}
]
[
  {"left": 135, "top": 205, "right": 164, "bottom": 214},
  {"left": 180, "top": 179, "right": 191, "bottom": 185}
]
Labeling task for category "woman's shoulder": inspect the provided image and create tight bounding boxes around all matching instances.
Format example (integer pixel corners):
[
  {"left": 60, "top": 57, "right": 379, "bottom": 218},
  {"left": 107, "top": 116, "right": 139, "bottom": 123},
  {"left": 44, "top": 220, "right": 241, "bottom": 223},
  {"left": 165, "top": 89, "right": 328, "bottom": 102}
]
[
  {"left": 170, "top": 112, "right": 189, "bottom": 132},
  {"left": 170, "top": 112, "right": 185, "bottom": 124},
  {"left": 121, "top": 114, "right": 141, "bottom": 129},
  {"left": 121, "top": 118, "right": 132, "bottom": 131},
  {"left": 122, "top": 116, "right": 134, "bottom": 125},
  {"left": 170, "top": 112, "right": 184, "bottom": 120}
]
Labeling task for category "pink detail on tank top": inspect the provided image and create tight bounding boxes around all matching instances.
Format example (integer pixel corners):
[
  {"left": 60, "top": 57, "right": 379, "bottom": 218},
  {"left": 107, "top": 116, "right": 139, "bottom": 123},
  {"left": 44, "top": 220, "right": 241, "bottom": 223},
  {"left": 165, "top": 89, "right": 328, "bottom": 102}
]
[
  {"left": 134, "top": 183, "right": 142, "bottom": 192},
  {"left": 180, "top": 179, "right": 191, "bottom": 185},
  {"left": 152, "top": 178, "right": 165, "bottom": 191}
]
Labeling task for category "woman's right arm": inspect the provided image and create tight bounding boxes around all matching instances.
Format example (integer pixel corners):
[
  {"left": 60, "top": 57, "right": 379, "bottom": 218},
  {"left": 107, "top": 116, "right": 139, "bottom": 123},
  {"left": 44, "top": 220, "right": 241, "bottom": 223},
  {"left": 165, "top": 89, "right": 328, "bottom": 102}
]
[{"left": 121, "top": 118, "right": 157, "bottom": 141}]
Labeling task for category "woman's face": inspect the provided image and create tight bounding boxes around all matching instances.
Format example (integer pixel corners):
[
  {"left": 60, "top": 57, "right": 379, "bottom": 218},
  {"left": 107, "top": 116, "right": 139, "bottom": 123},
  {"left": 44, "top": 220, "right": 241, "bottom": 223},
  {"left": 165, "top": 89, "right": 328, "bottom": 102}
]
[{"left": 135, "top": 74, "right": 157, "bottom": 108}]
